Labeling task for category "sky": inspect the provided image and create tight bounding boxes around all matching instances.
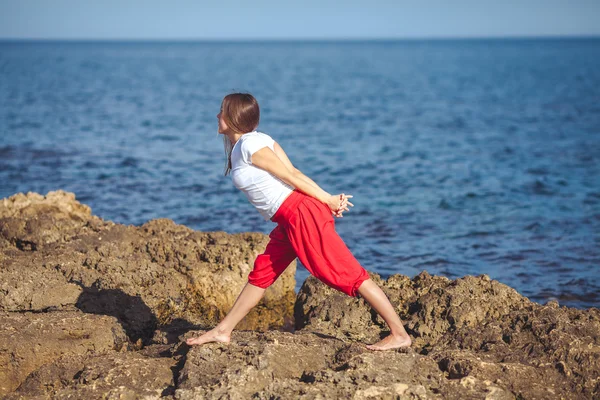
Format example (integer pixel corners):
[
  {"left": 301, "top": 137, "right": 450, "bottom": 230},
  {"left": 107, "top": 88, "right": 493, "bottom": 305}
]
[{"left": 1, "top": 0, "right": 599, "bottom": 40}]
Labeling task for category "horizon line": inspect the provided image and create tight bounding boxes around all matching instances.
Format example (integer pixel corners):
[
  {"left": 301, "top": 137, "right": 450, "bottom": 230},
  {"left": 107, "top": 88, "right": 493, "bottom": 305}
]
[{"left": 1, "top": 33, "right": 599, "bottom": 42}]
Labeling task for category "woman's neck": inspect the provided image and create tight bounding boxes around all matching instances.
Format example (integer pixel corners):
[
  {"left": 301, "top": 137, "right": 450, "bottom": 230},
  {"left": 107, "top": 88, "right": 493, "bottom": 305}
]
[
  {"left": 229, "top": 129, "right": 257, "bottom": 146},
  {"left": 228, "top": 132, "right": 244, "bottom": 146}
]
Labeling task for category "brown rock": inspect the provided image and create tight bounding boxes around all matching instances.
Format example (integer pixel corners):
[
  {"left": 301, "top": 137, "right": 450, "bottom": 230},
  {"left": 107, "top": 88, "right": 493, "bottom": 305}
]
[
  {"left": 294, "top": 271, "right": 600, "bottom": 399},
  {"left": 175, "top": 330, "right": 512, "bottom": 399},
  {"left": 0, "top": 190, "right": 104, "bottom": 251},
  {"left": 0, "top": 191, "right": 296, "bottom": 347},
  {"left": 293, "top": 271, "right": 384, "bottom": 343},
  {"left": 432, "top": 302, "right": 600, "bottom": 397},
  {"left": 8, "top": 350, "right": 176, "bottom": 399},
  {"left": 0, "top": 310, "right": 128, "bottom": 396},
  {"left": 2, "top": 190, "right": 599, "bottom": 399}
]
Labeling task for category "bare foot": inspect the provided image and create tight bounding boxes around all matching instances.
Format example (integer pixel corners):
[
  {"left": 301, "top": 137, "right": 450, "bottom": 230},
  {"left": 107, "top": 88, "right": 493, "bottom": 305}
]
[
  {"left": 185, "top": 329, "right": 231, "bottom": 346},
  {"left": 366, "top": 334, "right": 412, "bottom": 351}
]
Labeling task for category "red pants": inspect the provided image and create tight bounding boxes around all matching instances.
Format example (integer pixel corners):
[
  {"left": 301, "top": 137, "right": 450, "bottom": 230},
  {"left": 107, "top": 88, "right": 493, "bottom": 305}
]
[{"left": 248, "top": 189, "right": 370, "bottom": 297}]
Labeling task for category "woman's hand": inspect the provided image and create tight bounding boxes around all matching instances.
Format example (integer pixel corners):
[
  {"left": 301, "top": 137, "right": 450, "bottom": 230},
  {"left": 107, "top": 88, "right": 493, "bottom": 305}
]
[{"left": 327, "top": 193, "right": 354, "bottom": 218}]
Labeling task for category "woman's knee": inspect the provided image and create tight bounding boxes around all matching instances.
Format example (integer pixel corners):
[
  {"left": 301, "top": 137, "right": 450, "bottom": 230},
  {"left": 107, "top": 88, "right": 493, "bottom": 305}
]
[
  {"left": 248, "top": 254, "right": 289, "bottom": 289},
  {"left": 317, "top": 275, "right": 369, "bottom": 298}
]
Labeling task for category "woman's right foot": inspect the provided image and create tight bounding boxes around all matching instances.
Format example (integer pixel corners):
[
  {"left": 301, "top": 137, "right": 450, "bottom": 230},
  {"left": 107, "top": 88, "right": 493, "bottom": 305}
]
[
  {"left": 366, "top": 333, "right": 412, "bottom": 351},
  {"left": 185, "top": 328, "right": 231, "bottom": 346}
]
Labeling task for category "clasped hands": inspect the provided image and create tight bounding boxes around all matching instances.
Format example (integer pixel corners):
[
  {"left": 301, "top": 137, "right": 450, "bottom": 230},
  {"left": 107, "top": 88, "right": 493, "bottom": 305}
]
[{"left": 328, "top": 193, "right": 354, "bottom": 218}]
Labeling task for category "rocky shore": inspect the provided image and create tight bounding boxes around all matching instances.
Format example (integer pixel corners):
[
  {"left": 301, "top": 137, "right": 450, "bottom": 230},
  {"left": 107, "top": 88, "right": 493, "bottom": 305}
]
[{"left": 1, "top": 190, "right": 598, "bottom": 399}]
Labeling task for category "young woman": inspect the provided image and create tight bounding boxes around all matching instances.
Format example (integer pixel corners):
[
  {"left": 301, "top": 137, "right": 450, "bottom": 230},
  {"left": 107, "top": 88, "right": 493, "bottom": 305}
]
[{"left": 186, "top": 93, "right": 411, "bottom": 351}]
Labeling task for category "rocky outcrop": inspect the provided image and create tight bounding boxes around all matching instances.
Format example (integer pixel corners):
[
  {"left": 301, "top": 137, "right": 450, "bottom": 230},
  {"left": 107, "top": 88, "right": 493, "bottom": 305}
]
[
  {"left": 0, "top": 190, "right": 296, "bottom": 396},
  {"left": 0, "top": 190, "right": 98, "bottom": 253},
  {"left": 1, "top": 190, "right": 599, "bottom": 399},
  {"left": 176, "top": 330, "right": 516, "bottom": 399},
  {"left": 294, "top": 273, "right": 600, "bottom": 399},
  {"left": 0, "top": 190, "right": 296, "bottom": 340},
  {"left": 0, "top": 310, "right": 129, "bottom": 396},
  {"left": 294, "top": 271, "right": 530, "bottom": 347}
]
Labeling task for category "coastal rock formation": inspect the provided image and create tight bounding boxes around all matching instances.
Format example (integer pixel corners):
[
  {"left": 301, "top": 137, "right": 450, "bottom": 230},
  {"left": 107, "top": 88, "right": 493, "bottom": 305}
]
[
  {"left": 176, "top": 330, "right": 515, "bottom": 399},
  {"left": 294, "top": 273, "right": 600, "bottom": 398},
  {"left": 0, "top": 310, "right": 130, "bottom": 395},
  {"left": 5, "top": 344, "right": 177, "bottom": 399},
  {"left": 0, "top": 190, "right": 295, "bottom": 396},
  {"left": 0, "top": 190, "right": 99, "bottom": 253},
  {"left": 1, "top": 190, "right": 599, "bottom": 399},
  {"left": 0, "top": 190, "right": 296, "bottom": 338},
  {"left": 294, "top": 271, "right": 530, "bottom": 348}
]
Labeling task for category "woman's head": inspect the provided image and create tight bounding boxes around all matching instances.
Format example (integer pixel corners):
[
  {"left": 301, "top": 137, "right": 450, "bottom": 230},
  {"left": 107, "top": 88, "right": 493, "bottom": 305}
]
[
  {"left": 218, "top": 93, "right": 260, "bottom": 135},
  {"left": 219, "top": 93, "right": 260, "bottom": 176}
]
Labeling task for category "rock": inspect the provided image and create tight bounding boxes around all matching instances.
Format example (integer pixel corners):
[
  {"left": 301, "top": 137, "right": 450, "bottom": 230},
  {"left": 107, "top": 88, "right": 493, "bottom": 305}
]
[
  {"left": 0, "top": 190, "right": 103, "bottom": 252},
  {"left": 176, "top": 330, "right": 337, "bottom": 398},
  {"left": 407, "top": 274, "right": 528, "bottom": 348},
  {"left": 295, "top": 272, "right": 529, "bottom": 349},
  {"left": 6, "top": 349, "right": 176, "bottom": 399},
  {"left": 175, "top": 330, "right": 511, "bottom": 399},
  {"left": 2, "top": 190, "right": 599, "bottom": 399},
  {"left": 437, "top": 350, "right": 568, "bottom": 399},
  {"left": 293, "top": 271, "right": 384, "bottom": 343},
  {"left": 294, "top": 271, "right": 600, "bottom": 399},
  {"left": 0, "top": 310, "right": 128, "bottom": 396},
  {"left": 0, "top": 191, "right": 297, "bottom": 347},
  {"left": 1, "top": 271, "right": 597, "bottom": 399},
  {"left": 431, "top": 301, "right": 600, "bottom": 397}
]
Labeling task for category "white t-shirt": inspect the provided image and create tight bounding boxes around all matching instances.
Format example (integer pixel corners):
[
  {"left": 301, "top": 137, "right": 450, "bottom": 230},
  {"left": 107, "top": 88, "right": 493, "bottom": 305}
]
[{"left": 230, "top": 131, "right": 294, "bottom": 221}]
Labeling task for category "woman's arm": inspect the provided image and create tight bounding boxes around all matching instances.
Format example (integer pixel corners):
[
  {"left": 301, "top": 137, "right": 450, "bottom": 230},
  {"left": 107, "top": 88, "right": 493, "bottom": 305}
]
[
  {"left": 251, "top": 146, "right": 330, "bottom": 202},
  {"left": 260, "top": 141, "right": 351, "bottom": 215},
  {"left": 293, "top": 169, "right": 320, "bottom": 191},
  {"left": 292, "top": 169, "right": 352, "bottom": 217},
  {"left": 271, "top": 141, "right": 323, "bottom": 194}
]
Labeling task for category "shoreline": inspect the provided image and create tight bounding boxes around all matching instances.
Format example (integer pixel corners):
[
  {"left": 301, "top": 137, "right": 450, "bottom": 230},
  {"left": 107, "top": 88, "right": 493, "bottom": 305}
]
[{"left": 1, "top": 190, "right": 598, "bottom": 398}]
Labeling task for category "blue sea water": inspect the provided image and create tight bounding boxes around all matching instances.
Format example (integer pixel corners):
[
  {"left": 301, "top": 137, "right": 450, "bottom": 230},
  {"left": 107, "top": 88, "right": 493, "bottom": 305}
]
[{"left": 1, "top": 39, "right": 599, "bottom": 309}]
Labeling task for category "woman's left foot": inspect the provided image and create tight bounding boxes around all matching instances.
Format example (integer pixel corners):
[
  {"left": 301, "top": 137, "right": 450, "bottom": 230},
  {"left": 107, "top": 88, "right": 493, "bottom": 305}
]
[{"left": 366, "top": 334, "right": 412, "bottom": 351}]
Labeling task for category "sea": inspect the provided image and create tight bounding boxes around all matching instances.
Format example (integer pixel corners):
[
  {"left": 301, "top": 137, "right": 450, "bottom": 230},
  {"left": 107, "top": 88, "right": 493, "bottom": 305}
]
[{"left": 1, "top": 38, "right": 599, "bottom": 309}]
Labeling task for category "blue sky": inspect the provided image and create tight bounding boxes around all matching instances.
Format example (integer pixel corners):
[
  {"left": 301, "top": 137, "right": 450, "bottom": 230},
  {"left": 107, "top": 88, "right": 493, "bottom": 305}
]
[{"left": 1, "top": 0, "right": 599, "bottom": 40}]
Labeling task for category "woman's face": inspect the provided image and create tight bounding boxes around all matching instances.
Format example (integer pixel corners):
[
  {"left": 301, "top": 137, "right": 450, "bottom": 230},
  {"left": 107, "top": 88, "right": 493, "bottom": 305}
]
[{"left": 217, "top": 104, "right": 229, "bottom": 134}]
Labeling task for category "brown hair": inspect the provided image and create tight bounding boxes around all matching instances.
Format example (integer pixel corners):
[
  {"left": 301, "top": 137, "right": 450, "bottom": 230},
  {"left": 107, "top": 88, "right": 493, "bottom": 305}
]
[{"left": 221, "top": 93, "right": 260, "bottom": 176}]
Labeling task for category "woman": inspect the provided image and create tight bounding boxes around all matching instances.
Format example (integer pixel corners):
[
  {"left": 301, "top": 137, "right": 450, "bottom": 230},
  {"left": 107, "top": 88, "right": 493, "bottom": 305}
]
[{"left": 186, "top": 93, "right": 411, "bottom": 351}]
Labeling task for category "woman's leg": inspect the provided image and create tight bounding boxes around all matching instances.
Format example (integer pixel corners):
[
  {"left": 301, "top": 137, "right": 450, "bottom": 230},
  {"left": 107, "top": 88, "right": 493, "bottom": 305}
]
[
  {"left": 187, "top": 224, "right": 297, "bottom": 346},
  {"left": 357, "top": 279, "right": 412, "bottom": 350},
  {"left": 285, "top": 196, "right": 411, "bottom": 350},
  {"left": 186, "top": 282, "right": 266, "bottom": 345}
]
